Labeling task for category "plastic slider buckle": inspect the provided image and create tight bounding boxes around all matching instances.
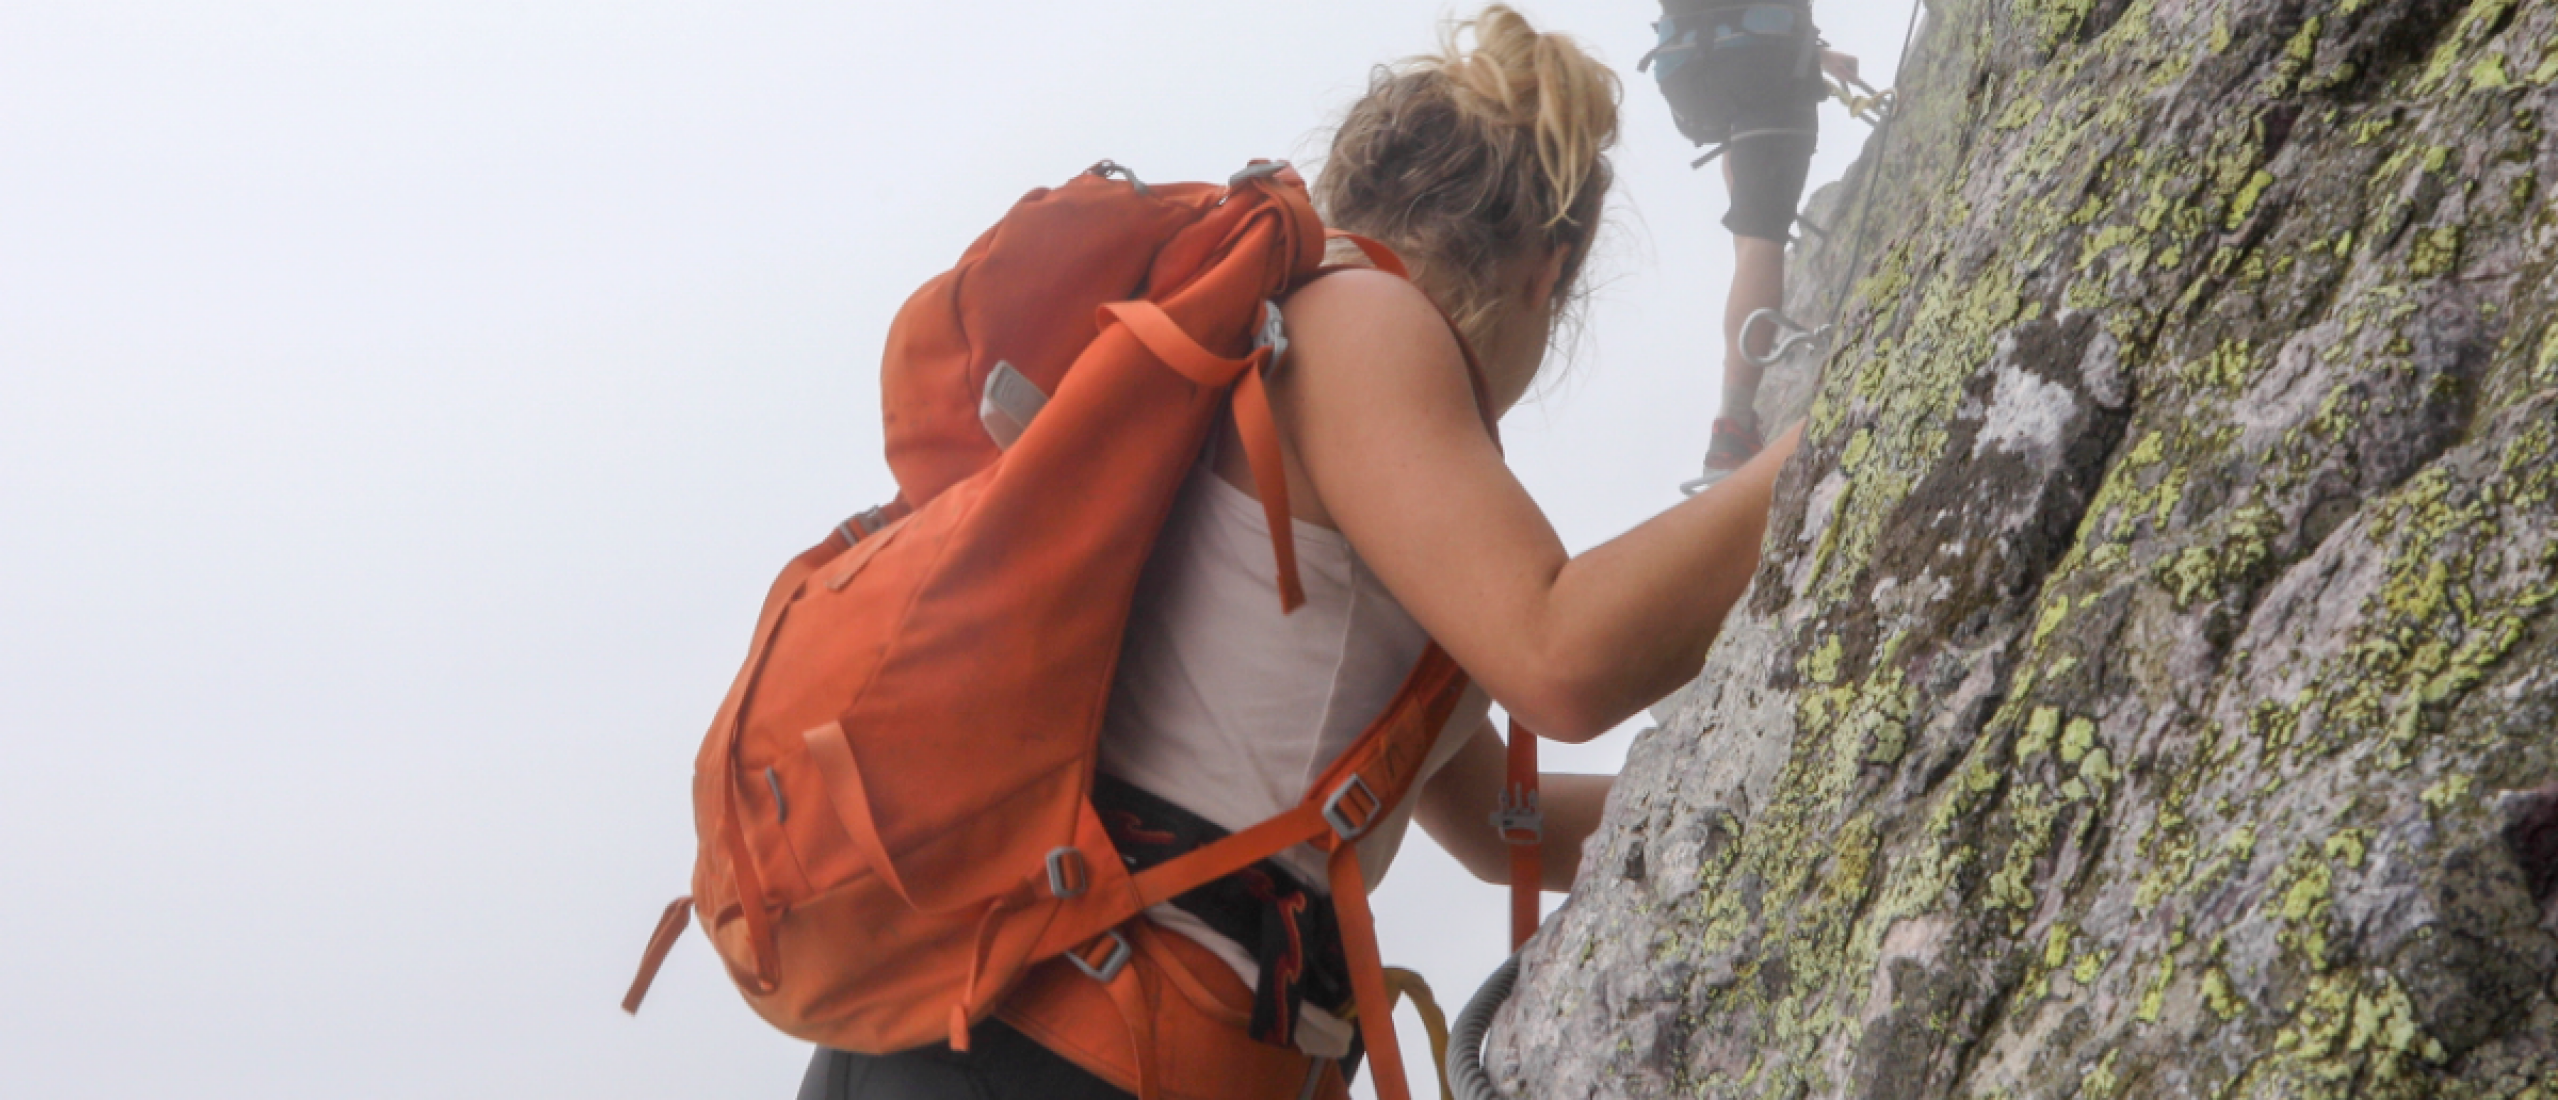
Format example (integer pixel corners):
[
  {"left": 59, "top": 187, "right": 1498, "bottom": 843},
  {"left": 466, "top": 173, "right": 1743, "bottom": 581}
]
[
  {"left": 1044, "top": 847, "right": 1089, "bottom": 900},
  {"left": 1321, "top": 776, "right": 1382, "bottom": 841},
  {"left": 1228, "top": 159, "right": 1291, "bottom": 187},
  {"left": 1492, "top": 788, "right": 1544, "bottom": 846},
  {"left": 1067, "top": 930, "right": 1132, "bottom": 983},
  {"left": 837, "top": 504, "right": 895, "bottom": 545}
]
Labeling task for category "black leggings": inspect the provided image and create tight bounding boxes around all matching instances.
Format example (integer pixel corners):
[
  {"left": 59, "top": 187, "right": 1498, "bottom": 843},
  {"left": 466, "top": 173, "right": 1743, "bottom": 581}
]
[{"left": 797, "top": 1022, "right": 1133, "bottom": 1100}]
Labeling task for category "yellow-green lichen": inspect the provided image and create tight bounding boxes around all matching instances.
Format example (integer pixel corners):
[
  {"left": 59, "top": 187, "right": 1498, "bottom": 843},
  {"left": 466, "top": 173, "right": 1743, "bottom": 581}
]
[
  {"left": 2420, "top": 773, "right": 2473, "bottom": 813},
  {"left": 2200, "top": 964, "right": 2245, "bottom": 1021},
  {"left": 2226, "top": 171, "right": 2276, "bottom": 228},
  {"left": 2407, "top": 225, "right": 2463, "bottom": 277},
  {"left": 2136, "top": 952, "right": 2176, "bottom": 1023}
]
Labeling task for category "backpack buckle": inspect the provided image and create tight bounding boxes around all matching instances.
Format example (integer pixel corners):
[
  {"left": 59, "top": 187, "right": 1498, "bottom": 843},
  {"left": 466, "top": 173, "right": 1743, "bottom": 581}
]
[
  {"left": 1067, "top": 930, "right": 1132, "bottom": 983},
  {"left": 1321, "top": 776, "right": 1382, "bottom": 841},
  {"left": 1492, "top": 788, "right": 1543, "bottom": 846},
  {"left": 1089, "top": 159, "right": 1149, "bottom": 195},
  {"left": 1044, "top": 847, "right": 1090, "bottom": 899},
  {"left": 837, "top": 504, "right": 900, "bottom": 545},
  {"left": 1254, "top": 300, "right": 1288, "bottom": 363},
  {"left": 1229, "top": 159, "right": 1292, "bottom": 187}
]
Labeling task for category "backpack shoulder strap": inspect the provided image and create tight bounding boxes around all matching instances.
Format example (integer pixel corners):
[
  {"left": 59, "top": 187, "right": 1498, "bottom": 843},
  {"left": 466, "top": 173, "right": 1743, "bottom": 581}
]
[{"left": 1218, "top": 231, "right": 1502, "bottom": 618}]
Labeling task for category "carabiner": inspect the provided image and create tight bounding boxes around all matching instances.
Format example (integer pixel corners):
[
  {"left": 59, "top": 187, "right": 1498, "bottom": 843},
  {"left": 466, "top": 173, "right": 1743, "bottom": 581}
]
[{"left": 1739, "top": 307, "right": 1830, "bottom": 367}]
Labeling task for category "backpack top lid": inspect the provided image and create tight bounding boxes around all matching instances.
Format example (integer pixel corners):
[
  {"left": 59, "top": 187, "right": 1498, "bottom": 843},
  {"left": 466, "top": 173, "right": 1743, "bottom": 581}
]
[{"left": 880, "top": 166, "right": 1326, "bottom": 507}]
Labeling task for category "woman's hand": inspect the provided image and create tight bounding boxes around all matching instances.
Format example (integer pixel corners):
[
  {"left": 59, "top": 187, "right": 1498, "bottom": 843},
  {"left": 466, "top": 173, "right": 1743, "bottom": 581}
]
[{"left": 1821, "top": 48, "right": 1865, "bottom": 92}]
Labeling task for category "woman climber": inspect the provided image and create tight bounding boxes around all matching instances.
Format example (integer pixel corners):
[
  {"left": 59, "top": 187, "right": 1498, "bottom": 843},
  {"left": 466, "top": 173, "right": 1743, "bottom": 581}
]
[
  {"left": 1643, "top": 0, "right": 1859, "bottom": 484},
  {"left": 796, "top": 7, "right": 1799, "bottom": 1098}
]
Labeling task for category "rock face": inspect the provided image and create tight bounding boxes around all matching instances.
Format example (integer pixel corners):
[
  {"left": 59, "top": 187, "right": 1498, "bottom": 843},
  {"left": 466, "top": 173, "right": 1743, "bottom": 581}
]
[{"left": 1495, "top": 0, "right": 2558, "bottom": 1096}]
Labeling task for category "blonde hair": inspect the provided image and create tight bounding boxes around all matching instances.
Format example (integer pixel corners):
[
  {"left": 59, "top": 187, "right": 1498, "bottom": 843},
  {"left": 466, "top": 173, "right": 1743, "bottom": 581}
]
[{"left": 1315, "top": 5, "right": 1621, "bottom": 353}]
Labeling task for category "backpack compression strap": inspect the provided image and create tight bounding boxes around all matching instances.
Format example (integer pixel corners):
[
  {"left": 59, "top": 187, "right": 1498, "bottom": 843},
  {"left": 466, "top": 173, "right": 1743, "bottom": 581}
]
[
  {"left": 1098, "top": 300, "right": 1308, "bottom": 613},
  {"left": 621, "top": 505, "right": 911, "bottom": 1015}
]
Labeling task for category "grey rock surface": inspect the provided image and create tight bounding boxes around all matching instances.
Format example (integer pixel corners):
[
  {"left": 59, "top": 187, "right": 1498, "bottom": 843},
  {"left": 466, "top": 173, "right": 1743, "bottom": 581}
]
[{"left": 1495, "top": 0, "right": 2558, "bottom": 1095}]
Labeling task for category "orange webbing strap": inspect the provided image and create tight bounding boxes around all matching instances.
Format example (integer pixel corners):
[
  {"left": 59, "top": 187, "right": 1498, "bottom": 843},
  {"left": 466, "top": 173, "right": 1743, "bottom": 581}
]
[
  {"left": 717, "top": 525, "right": 876, "bottom": 995},
  {"left": 1328, "top": 845, "right": 1411, "bottom": 1100},
  {"left": 1118, "top": 647, "right": 1462, "bottom": 913},
  {"left": 1100, "top": 301, "right": 1260, "bottom": 388},
  {"left": 1087, "top": 933, "right": 1162, "bottom": 1100},
  {"left": 1502, "top": 718, "right": 1542, "bottom": 949},
  {"left": 1037, "top": 652, "right": 1460, "bottom": 1095},
  {"left": 948, "top": 886, "right": 1036, "bottom": 1052},
  {"left": 621, "top": 897, "right": 695, "bottom": 1013},
  {"left": 1382, "top": 968, "right": 1456, "bottom": 1100},
  {"left": 1127, "top": 801, "right": 1329, "bottom": 909},
  {"left": 623, "top": 523, "right": 860, "bottom": 1014},
  {"left": 719, "top": 772, "right": 783, "bottom": 994},
  {"left": 1102, "top": 299, "right": 1306, "bottom": 614},
  {"left": 1325, "top": 230, "right": 1410, "bottom": 278},
  {"left": 801, "top": 718, "right": 917, "bottom": 907},
  {"left": 1229, "top": 367, "right": 1305, "bottom": 612}
]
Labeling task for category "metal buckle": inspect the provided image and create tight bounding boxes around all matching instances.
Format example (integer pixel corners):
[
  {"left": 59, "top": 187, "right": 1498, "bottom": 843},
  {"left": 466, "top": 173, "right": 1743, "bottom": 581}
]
[
  {"left": 1067, "top": 930, "right": 1132, "bottom": 983},
  {"left": 1254, "top": 299, "right": 1288, "bottom": 363},
  {"left": 1044, "top": 847, "right": 1089, "bottom": 899},
  {"left": 1228, "top": 159, "right": 1290, "bottom": 186},
  {"left": 1321, "top": 776, "right": 1382, "bottom": 841},
  {"left": 1492, "top": 787, "right": 1543, "bottom": 846}
]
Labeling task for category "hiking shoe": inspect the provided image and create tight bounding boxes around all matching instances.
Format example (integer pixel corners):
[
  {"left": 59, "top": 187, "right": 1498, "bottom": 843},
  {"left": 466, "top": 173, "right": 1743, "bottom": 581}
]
[{"left": 1690, "top": 417, "right": 1765, "bottom": 490}]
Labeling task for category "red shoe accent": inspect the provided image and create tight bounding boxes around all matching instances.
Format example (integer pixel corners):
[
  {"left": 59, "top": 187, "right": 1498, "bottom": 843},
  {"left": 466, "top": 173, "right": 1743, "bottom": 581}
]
[{"left": 1703, "top": 417, "right": 1765, "bottom": 473}]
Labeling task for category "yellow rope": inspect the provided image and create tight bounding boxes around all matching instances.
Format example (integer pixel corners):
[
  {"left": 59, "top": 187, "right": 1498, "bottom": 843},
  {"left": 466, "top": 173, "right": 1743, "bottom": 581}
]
[
  {"left": 1383, "top": 967, "right": 1455, "bottom": 1100},
  {"left": 1829, "top": 78, "right": 1895, "bottom": 126}
]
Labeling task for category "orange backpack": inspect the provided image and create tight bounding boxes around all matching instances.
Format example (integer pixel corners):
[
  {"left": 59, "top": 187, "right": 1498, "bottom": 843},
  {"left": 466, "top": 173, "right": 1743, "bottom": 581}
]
[{"left": 619, "top": 161, "right": 1513, "bottom": 1100}]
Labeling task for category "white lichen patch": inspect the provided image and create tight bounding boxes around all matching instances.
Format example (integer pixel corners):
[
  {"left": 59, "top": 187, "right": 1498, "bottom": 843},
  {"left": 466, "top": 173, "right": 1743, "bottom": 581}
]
[{"left": 1974, "top": 365, "right": 2081, "bottom": 458}]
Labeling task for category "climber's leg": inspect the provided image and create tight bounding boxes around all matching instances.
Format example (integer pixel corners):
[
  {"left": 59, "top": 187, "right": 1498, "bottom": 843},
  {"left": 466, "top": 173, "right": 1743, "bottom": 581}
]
[
  {"left": 1721, "top": 230, "right": 1787, "bottom": 425},
  {"left": 1705, "top": 119, "right": 1815, "bottom": 481}
]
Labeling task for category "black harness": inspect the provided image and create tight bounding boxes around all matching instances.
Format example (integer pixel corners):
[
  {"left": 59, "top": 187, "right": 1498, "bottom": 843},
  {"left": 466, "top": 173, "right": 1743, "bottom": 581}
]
[
  {"left": 1090, "top": 774, "right": 1359, "bottom": 1061},
  {"left": 1641, "top": 1, "right": 1827, "bottom": 157}
]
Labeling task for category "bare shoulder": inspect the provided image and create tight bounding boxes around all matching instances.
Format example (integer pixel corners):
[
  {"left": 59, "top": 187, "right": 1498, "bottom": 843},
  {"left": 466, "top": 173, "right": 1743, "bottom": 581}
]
[{"left": 1277, "top": 269, "right": 1469, "bottom": 397}]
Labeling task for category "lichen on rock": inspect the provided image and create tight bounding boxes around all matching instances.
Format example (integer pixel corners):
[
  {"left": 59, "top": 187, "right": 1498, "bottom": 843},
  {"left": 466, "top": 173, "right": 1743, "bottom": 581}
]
[{"left": 1491, "top": 0, "right": 2558, "bottom": 1095}]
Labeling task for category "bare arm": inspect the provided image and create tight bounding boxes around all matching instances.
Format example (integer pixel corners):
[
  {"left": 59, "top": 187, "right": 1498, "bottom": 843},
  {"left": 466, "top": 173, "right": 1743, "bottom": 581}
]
[
  {"left": 1413, "top": 720, "right": 1612, "bottom": 890},
  {"left": 1267, "top": 270, "right": 1801, "bottom": 740}
]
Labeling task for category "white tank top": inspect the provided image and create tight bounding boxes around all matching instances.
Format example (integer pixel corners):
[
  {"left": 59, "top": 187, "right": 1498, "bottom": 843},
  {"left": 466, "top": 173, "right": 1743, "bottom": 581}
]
[{"left": 1096, "top": 455, "right": 1488, "bottom": 998}]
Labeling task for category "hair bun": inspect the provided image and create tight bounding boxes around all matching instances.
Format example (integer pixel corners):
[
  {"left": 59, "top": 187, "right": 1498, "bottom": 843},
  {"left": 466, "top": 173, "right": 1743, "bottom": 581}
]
[
  {"left": 1440, "top": 6, "right": 1620, "bottom": 228},
  {"left": 1316, "top": 5, "right": 1621, "bottom": 354}
]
